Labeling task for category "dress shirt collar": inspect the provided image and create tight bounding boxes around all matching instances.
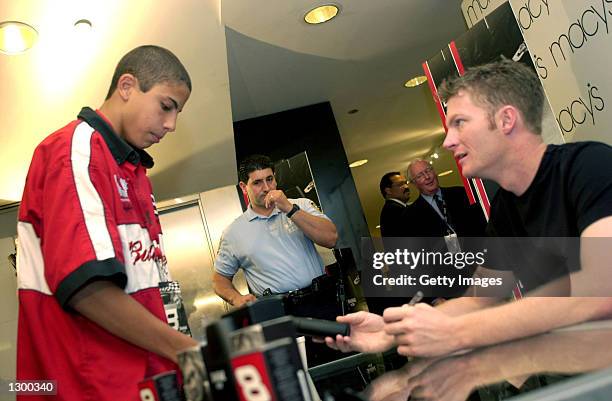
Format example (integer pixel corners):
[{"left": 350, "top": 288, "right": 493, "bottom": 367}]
[
  {"left": 387, "top": 198, "right": 407, "bottom": 207},
  {"left": 421, "top": 188, "right": 443, "bottom": 205}
]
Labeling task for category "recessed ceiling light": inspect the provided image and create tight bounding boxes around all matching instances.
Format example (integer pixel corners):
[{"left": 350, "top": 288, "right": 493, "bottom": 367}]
[
  {"left": 349, "top": 159, "right": 368, "bottom": 168},
  {"left": 348, "top": 109, "right": 359, "bottom": 114},
  {"left": 74, "top": 19, "right": 93, "bottom": 33},
  {"left": 404, "top": 75, "right": 428, "bottom": 88},
  {"left": 438, "top": 170, "right": 453, "bottom": 177},
  {"left": 0, "top": 21, "right": 38, "bottom": 55},
  {"left": 304, "top": 5, "right": 339, "bottom": 24},
  {"left": 375, "top": 225, "right": 381, "bottom": 229}
]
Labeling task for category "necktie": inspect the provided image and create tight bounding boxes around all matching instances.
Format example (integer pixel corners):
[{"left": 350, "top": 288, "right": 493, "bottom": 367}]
[{"left": 433, "top": 194, "right": 447, "bottom": 221}]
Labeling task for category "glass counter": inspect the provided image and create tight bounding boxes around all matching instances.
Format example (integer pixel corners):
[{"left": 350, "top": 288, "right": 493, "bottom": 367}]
[{"left": 309, "top": 320, "right": 612, "bottom": 401}]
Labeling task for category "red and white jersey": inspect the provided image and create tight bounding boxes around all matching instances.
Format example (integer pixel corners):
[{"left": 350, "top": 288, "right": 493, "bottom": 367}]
[{"left": 16, "top": 107, "right": 175, "bottom": 401}]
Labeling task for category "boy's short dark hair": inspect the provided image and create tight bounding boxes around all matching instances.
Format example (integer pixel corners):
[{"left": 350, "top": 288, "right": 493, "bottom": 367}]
[
  {"left": 438, "top": 59, "right": 544, "bottom": 135},
  {"left": 105, "top": 45, "right": 192, "bottom": 100},
  {"left": 239, "top": 155, "right": 275, "bottom": 183},
  {"left": 379, "top": 172, "right": 400, "bottom": 198}
]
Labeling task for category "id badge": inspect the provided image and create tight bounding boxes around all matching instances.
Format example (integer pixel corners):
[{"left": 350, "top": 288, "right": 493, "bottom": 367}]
[{"left": 444, "top": 233, "right": 461, "bottom": 254}]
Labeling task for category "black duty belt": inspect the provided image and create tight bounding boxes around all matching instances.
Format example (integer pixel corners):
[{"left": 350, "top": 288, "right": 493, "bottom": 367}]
[
  {"left": 286, "top": 286, "right": 314, "bottom": 301},
  {"left": 262, "top": 275, "right": 338, "bottom": 305},
  {"left": 262, "top": 285, "right": 313, "bottom": 299}
]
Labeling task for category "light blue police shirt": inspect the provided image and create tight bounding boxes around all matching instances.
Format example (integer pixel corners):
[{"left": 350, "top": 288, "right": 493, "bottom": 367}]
[{"left": 214, "top": 198, "right": 330, "bottom": 295}]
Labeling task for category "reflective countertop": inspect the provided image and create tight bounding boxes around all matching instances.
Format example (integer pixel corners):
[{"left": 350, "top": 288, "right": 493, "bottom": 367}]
[{"left": 310, "top": 320, "right": 612, "bottom": 401}]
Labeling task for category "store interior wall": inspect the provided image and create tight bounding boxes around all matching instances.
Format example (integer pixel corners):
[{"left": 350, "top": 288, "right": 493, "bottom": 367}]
[
  {"left": 0, "top": 209, "right": 18, "bottom": 239},
  {"left": 0, "top": 235, "right": 18, "bottom": 401},
  {"left": 0, "top": 0, "right": 237, "bottom": 206},
  {"left": 1, "top": 209, "right": 20, "bottom": 401}
]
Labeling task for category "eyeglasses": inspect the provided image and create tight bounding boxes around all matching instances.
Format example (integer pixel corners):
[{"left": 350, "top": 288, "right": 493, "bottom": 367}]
[{"left": 410, "top": 166, "right": 434, "bottom": 182}]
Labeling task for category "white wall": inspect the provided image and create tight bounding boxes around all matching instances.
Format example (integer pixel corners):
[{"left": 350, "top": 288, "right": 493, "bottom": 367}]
[{"left": 0, "top": 0, "right": 237, "bottom": 204}]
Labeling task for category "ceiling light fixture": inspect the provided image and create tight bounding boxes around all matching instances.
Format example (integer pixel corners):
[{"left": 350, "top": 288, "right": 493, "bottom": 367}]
[
  {"left": 438, "top": 170, "right": 453, "bottom": 177},
  {"left": 404, "top": 75, "right": 428, "bottom": 88},
  {"left": 349, "top": 159, "right": 368, "bottom": 168},
  {"left": 74, "top": 19, "right": 93, "bottom": 33},
  {"left": 0, "top": 21, "right": 38, "bottom": 55},
  {"left": 304, "top": 5, "right": 339, "bottom": 24}
]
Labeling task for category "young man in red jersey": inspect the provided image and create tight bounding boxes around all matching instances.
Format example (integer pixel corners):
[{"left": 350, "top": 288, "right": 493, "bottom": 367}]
[{"left": 17, "top": 45, "right": 198, "bottom": 400}]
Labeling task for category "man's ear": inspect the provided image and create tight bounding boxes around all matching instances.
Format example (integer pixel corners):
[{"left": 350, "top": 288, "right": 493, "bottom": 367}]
[
  {"left": 497, "top": 105, "right": 519, "bottom": 135},
  {"left": 239, "top": 181, "right": 248, "bottom": 195},
  {"left": 496, "top": 105, "right": 520, "bottom": 134},
  {"left": 116, "top": 73, "right": 138, "bottom": 101}
]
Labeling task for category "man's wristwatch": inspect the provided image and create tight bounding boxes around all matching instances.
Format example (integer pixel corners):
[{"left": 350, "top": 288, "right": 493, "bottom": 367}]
[{"left": 287, "top": 203, "right": 300, "bottom": 218}]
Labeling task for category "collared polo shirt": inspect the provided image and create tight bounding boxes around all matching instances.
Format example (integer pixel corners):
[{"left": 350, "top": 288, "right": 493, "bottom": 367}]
[
  {"left": 16, "top": 107, "right": 174, "bottom": 400},
  {"left": 214, "top": 198, "right": 329, "bottom": 295}
]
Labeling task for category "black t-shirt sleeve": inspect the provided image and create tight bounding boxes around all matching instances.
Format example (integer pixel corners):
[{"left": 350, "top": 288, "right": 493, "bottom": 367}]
[{"left": 567, "top": 143, "right": 612, "bottom": 233}]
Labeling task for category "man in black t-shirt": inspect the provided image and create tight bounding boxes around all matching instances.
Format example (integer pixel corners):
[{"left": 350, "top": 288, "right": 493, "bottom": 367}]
[{"left": 324, "top": 60, "right": 612, "bottom": 357}]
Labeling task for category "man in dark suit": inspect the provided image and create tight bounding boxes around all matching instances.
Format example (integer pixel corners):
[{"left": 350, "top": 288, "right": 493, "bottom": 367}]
[
  {"left": 369, "top": 172, "right": 412, "bottom": 315},
  {"left": 378, "top": 172, "right": 410, "bottom": 237},
  {"left": 406, "top": 160, "right": 486, "bottom": 238},
  {"left": 405, "top": 159, "right": 487, "bottom": 299}
]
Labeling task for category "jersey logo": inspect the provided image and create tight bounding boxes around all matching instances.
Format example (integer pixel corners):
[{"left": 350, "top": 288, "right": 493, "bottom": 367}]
[
  {"left": 129, "top": 240, "right": 167, "bottom": 267},
  {"left": 114, "top": 174, "right": 133, "bottom": 210},
  {"left": 114, "top": 174, "right": 129, "bottom": 200}
]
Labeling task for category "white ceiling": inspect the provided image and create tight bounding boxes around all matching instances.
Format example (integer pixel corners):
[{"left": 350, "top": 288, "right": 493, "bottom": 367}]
[{"left": 1, "top": 0, "right": 468, "bottom": 234}]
